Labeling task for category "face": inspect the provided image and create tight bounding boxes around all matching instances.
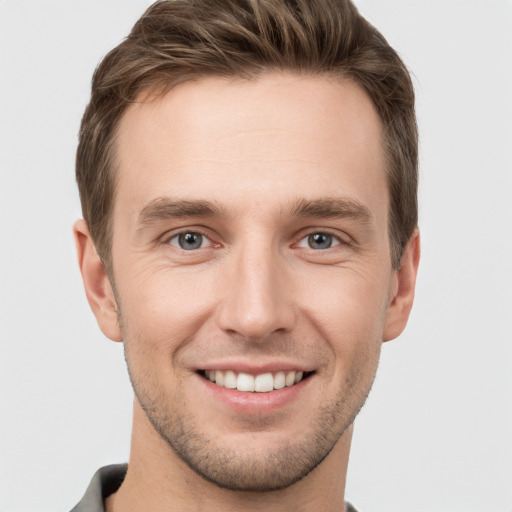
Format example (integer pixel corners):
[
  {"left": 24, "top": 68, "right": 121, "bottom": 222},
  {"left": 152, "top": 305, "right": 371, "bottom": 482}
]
[{"left": 95, "top": 73, "right": 407, "bottom": 491}]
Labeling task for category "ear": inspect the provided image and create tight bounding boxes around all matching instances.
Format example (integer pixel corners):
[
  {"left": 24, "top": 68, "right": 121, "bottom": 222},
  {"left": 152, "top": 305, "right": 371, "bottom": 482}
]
[
  {"left": 383, "top": 229, "right": 420, "bottom": 342},
  {"left": 73, "top": 219, "right": 122, "bottom": 342}
]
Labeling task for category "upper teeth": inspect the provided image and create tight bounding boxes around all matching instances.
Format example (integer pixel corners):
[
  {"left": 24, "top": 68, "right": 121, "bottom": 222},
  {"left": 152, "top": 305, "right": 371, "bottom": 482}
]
[{"left": 205, "top": 370, "right": 305, "bottom": 393}]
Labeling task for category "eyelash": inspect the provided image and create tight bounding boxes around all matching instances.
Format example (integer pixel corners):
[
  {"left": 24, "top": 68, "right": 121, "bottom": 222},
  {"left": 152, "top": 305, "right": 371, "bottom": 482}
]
[
  {"left": 295, "top": 231, "right": 345, "bottom": 251},
  {"left": 164, "top": 229, "right": 348, "bottom": 252},
  {"left": 166, "top": 230, "right": 216, "bottom": 250}
]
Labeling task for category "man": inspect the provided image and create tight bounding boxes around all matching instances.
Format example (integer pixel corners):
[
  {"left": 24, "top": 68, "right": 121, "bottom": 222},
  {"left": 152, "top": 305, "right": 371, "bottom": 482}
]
[{"left": 71, "top": 0, "right": 420, "bottom": 510}]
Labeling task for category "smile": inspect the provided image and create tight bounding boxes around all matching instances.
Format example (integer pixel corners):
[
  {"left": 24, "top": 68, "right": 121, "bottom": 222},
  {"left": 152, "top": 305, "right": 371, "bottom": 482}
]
[{"left": 201, "top": 370, "right": 312, "bottom": 393}]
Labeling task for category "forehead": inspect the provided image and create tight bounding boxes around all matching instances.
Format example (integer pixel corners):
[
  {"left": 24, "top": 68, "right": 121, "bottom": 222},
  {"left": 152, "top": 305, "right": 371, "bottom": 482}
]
[{"left": 114, "top": 72, "right": 387, "bottom": 223}]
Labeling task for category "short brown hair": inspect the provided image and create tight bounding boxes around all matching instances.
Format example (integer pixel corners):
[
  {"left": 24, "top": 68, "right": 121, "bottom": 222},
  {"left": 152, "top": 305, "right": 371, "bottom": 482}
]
[{"left": 76, "top": 0, "right": 417, "bottom": 270}]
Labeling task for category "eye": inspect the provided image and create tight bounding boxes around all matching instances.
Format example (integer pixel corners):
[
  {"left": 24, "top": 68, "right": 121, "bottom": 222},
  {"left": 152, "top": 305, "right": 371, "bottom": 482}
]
[
  {"left": 298, "top": 232, "right": 341, "bottom": 250},
  {"left": 168, "top": 232, "right": 209, "bottom": 250}
]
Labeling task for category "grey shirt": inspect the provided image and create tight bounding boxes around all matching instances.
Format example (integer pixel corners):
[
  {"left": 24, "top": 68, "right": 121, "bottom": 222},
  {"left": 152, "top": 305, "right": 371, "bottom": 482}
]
[{"left": 71, "top": 464, "right": 358, "bottom": 512}]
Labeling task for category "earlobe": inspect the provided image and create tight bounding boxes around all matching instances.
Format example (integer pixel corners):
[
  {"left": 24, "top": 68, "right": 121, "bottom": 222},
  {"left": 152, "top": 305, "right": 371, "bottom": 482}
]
[
  {"left": 383, "top": 229, "right": 421, "bottom": 342},
  {"left": 73, "top": 219, "right": 122, "bottom": 342}
]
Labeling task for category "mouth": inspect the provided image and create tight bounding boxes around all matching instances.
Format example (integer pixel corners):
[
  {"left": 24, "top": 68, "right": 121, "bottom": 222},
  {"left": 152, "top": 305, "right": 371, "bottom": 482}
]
[{"left": 199, "top": 369, "right": 314, "bottom": 393}]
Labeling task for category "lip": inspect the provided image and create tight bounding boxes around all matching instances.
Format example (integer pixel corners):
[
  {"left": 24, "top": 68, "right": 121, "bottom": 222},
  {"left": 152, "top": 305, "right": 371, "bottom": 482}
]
[
  {"left": 195, "top": 370, "right": 314, "bottom": 415},
  {"left": 199, "top": 360, "right": 314, "bottom": 374}
]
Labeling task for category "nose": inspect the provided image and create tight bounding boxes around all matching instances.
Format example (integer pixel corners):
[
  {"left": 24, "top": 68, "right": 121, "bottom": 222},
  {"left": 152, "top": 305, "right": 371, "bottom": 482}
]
[{"left": 216, "top": 242, "right": 296, "bottom": 341}]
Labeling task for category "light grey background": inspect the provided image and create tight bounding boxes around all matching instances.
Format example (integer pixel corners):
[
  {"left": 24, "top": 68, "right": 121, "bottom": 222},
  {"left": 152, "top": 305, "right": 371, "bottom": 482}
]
[{"left": 0, "top": 1, "right": 510, "bottom": 511}]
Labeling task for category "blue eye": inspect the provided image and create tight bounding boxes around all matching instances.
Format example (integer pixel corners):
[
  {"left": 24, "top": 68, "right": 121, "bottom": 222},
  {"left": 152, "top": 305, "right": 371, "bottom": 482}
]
[
  {"left": 298, "top": 233, "right": 341, "bottom": 250},
  {"left": 170, "top": 232, "right": 206, "bottom": 250}
]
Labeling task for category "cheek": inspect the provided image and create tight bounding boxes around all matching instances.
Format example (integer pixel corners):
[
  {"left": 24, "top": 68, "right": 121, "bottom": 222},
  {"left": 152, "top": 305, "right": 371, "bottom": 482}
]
[
  {"left": 116, "top": 265, "right": 219, "bottom": 351},
  {"left": 296, "top": 265, "right": 390, "bottom": 370},
  {"left": 299, "top": 264, "right": 391, "bottom": 330}
]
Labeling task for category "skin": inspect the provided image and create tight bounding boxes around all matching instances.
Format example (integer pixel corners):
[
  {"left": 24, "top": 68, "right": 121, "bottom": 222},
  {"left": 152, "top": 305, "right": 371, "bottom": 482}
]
[{"left": 75, "top": 72, "right": 420, "bottom": 512}]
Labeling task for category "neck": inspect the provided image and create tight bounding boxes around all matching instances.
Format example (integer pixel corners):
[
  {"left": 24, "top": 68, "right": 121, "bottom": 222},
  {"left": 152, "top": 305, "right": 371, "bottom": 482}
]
[{"left": 107, "top": 401, "right": 353, "bottom": 512}]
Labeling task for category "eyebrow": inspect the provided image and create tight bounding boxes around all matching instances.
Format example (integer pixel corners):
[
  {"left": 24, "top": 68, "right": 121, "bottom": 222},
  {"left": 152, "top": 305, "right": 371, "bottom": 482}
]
[
  {"left": 137, "top": 198, "right": 226, "bottom": 227},
  {"left": 136, "top": 196, "right": 373, "bottom": 228},
  {"left": 289, "top": 197, "right": 373, "bottom": 224}
]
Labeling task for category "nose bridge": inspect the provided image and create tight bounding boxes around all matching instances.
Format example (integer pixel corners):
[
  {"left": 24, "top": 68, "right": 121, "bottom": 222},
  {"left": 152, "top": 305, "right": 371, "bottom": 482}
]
[{"left": 217, "top": 234, "right": 295, "bottom": 340}]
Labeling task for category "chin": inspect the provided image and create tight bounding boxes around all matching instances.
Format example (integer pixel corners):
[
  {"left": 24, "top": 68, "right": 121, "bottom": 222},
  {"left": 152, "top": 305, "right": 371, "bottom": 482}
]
[{"left": 135, "top": 380, "right": 365, "bottom": 493}]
